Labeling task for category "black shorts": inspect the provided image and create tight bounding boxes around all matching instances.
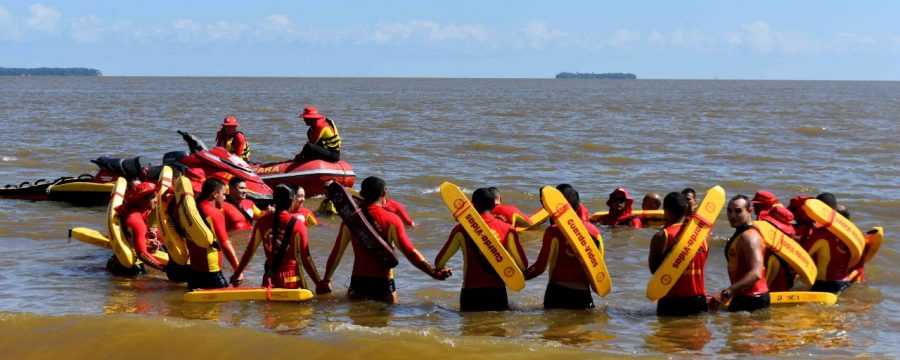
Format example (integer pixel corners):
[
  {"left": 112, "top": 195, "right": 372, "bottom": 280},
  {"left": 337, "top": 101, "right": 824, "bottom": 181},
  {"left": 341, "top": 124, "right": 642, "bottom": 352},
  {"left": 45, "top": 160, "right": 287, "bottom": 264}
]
[
  {"left": 811, "top": 280, "right": 850, "bottom": 294},
  {"left": 187, "top": 269, "right": 229, "bottom": 290},
  {"left": 301, "top": 143, "right": 340, "bottom": 162},
  {"left": 106, "top": 256, "right": 146, "bottom": 276},
  {"left": 349, "top": 275, "right": 396, "bottom": 300},
  {"left": 543, "top": 282, "right": 595, "bottom": 310},
  {"left": 166, "top": 262, "right": 190, "bottom": 283},
  {"left": 657, "top": 295, "right": 708, "bottom": 316},
  {"left": 460, "top": 287, "right": 509, "bottom": 312},
  {"left": 728, "top": 293, "right": 770, "bottom": 312}
]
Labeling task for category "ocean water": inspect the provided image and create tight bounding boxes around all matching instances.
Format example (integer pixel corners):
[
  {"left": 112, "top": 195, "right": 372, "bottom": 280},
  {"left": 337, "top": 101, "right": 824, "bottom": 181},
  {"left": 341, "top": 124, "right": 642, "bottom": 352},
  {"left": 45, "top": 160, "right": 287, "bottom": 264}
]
[{"left": 0, "top": 77, "right": 897, "bottom": 358}]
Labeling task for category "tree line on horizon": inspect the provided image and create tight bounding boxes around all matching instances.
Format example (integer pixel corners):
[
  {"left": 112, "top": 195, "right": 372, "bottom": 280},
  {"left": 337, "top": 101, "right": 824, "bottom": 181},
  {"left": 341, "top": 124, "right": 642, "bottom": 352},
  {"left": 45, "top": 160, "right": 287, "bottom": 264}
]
[
  {"left": 0, "top": 67, "right": 102, "bottom": 76},
  {"left": 556, "top": 72, "right": 636, "bottom": 79}
]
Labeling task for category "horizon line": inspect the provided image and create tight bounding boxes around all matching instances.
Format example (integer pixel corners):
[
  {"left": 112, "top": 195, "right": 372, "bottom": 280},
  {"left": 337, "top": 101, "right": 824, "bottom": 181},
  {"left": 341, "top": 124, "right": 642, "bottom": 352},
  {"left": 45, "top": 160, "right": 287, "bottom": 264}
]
[{"left": 7, "top": 74, "right": 898, "bottom": 82}]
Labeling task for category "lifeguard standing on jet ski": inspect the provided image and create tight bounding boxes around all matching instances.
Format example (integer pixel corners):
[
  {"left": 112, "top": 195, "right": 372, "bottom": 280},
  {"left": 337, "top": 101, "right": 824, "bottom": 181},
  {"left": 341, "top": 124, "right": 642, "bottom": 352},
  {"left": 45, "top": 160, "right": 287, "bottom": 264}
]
[
  {"left": 296, "top": 106, "right": 341, "bottom": 163},
  {"left": 215, "top": 115, "right": 251, "bottom": 162}
]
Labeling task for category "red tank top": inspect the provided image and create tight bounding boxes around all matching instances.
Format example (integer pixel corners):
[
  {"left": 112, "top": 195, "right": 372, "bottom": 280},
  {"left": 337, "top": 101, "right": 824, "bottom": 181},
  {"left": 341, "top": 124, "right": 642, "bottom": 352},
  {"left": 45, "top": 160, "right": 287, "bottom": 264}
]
[
  {"left": 663, "top": 223, "right": 707, "bottom": 298},
  {"left": 435, "top": 214, "right": 527, "bottom": 289},
  {"left": 725, "top": 225, "right": 769, "bottom": 296},
  {"left": 526, "top": 218, "right": 600, "bottom": 288}
]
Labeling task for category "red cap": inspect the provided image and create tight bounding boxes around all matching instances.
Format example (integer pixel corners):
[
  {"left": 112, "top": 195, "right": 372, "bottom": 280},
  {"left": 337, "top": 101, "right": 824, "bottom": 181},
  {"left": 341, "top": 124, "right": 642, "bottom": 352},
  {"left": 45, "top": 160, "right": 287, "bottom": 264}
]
[
  {"left": 751, "top": 190, "right": 779, "bottom": 206},
  {"left": 126, "top": 182, "right": 157, "bottom": 203},
  {"left": 759, "top": 206, "right": 796, "bottom": 235},
  {"left": 298, "top": 106, "right": 324, "bottom": 120},
  {"left": 222, "top": 115, "right": 239, "bottom": 127}
]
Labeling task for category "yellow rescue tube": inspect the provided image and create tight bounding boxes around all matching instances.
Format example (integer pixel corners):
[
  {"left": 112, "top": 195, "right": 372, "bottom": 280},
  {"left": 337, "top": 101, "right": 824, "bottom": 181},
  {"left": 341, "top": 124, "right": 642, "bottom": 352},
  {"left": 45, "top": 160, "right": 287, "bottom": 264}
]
[
  {"left": 183, "top": 288, "right": 313, "bottom": 302},
  {"left": 69, "top": 227, "right": 169, "bottom": 265},
  {"left": 515, "top": 208, "right": 549, "bottom": 232},
  {"left": 541, "top": 186, "right": 611, "bottom": 297},
  {"left": 646, "top": 185, "right": 725, "bottom": 301},
  {"left": 589, "top": 209, "right": 664, "bottom": 224},
  {"left": 174, "top": 176, "right": 214, "bottom": 248},
  {"left": 862, "top": 227, "right": 884, "bottom": 265},
  {"left": 107, "top": 177, "right": 135, "bottom": 267},
  {"left": 769, "top": 291, "right": 837, "bottom": 305},
  {"left": 753, "top": 220, "right": 817, "bottom": 286},
  {"left": 439, "top": 182, "right": 525, "bottom": 291},
  {"left": 802, "top": 199, "right": 865, "bottom": 267},
  {"left": 154, "top": 166, "right": 189, "bottom": 265}
]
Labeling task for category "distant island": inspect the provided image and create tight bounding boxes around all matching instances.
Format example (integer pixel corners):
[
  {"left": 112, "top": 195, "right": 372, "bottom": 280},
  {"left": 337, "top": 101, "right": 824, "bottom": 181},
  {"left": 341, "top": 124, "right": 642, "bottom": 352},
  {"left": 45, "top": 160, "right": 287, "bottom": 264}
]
[
  {"left": 0, "top": 67, "right": 102, "bottom": 76},
  {"left": 555, "top": 72, "right": 636, "bottom": 79}
]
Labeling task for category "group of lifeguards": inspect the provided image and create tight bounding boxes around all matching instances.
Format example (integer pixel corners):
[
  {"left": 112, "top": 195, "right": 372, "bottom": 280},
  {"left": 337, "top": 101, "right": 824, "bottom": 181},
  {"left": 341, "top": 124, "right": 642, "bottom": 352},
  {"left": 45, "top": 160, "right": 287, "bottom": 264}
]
[{"left": 108, "top": 105, "right": 875, "bottom": 315}]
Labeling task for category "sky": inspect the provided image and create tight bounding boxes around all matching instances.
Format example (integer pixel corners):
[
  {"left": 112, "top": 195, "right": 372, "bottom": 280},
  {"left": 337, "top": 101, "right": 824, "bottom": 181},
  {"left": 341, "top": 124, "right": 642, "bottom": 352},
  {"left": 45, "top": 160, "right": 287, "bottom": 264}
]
[{"left": 1, "top": 1, "right": 899, "bottom": 80}]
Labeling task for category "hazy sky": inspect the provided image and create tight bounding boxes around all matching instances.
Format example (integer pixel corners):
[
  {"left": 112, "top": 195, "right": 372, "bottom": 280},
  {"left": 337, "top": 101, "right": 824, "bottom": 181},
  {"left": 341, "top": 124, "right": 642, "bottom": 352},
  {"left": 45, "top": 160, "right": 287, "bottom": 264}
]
[{"left": 2, "top": 1, "right": 899, "bottom": 79}]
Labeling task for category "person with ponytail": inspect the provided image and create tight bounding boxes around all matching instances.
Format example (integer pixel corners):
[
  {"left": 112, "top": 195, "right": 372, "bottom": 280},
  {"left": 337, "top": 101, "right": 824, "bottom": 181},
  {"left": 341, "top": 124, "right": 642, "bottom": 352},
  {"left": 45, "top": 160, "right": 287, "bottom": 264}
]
[
  {"left": 321, "top": 176, "right": 449, "bottom": 304},
  {"left": 186, "top": 178, "right": 242, "bottom": 290},
  {"left": 230, "top": 185, "right": 324, "bottom": 290}
]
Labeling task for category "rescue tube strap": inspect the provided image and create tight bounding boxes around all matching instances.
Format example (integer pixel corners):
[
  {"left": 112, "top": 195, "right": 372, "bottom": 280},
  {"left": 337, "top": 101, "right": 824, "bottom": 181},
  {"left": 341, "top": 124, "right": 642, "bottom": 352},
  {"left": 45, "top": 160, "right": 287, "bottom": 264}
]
[
  {"left": 552, "top": 203, "right": 572, "bottom": 219},
  {"left": 452, "top": 201, "right": 472, "bottom": 219},
  {"left": 269, "top": 217, "right": 299, "bottom": 278},
  {"left": 824, "top": 209, "right": 836, "bottom": 228},
  {"left": 688, "top": 213, "right": 713, "bottom": 228}
]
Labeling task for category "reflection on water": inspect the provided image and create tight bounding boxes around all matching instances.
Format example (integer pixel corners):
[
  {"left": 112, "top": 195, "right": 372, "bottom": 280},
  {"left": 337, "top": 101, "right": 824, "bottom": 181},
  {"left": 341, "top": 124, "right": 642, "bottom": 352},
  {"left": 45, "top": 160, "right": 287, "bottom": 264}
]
[
  {"left": 645, "top": 315, "right": 713, "bottom": 354},
  {"left": 540, "top": 310, "right": 615, "bottom": 348}
]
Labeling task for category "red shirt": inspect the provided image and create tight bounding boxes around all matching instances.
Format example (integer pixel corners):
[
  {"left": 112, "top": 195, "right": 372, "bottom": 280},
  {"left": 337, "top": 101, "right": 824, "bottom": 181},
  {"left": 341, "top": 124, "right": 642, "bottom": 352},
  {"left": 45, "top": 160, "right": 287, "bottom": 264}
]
[
  {"left": 805, "top": 227, "right": 853, "bottom": 282},
  {"left": 383, "top": 198, "right": 414, "bottom": 226},
  {"left": 435, "top": 214, "right": 529, "bottom": 289},
  {"left": 525, "top": 217, "right": 600, "bottom": 289},
  {"left": 492, "top": 203, "right": 532, "bottom": 228},
  {"left": 235, "top": 211, "right": 320, "bottom": 289},
  {"left": 293, "top": 206, "right": 319, "bottom": 226},
  {"left": 662, "top": 224, "right": 707, "bottom": 298},
  {"left": 187, "top": 200, "right": 238, "bottom": 273},
  {"left": 324, "top": 203, "right": 431, "bottom": 280},
  {"left": 222, "top": 200, "right": 253, "bottom": 231},
  {"left": 121, "top": 207, "right": 163, "bottom": 270}
]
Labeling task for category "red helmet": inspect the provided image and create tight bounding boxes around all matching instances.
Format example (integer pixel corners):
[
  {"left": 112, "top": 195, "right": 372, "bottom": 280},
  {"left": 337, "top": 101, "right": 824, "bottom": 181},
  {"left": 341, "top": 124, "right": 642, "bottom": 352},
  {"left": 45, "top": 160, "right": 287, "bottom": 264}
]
[
  {"left": 222, "top": 115, "right": 239, "bottom": 127},
  {"left": 298, "top": 106, "right": 324, "bottom": 120}
]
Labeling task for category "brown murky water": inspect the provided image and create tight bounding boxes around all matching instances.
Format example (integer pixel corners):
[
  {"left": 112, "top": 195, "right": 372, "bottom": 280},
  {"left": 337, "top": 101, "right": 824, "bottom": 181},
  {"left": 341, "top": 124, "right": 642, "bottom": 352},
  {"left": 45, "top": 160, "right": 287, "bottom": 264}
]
[{"left": 0, "top": 77, "right": 897, "bottom": 358}]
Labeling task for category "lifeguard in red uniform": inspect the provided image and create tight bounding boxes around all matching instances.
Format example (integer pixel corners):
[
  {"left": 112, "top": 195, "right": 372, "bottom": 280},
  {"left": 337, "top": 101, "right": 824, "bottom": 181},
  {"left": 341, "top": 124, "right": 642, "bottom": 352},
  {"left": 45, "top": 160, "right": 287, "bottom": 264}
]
[
  {"left": 296, "top": 106, "right": 341, "bottom": 163},
  {"left": 186, "top": 178, "right": 242, "bottom": 290},
  {"left": 291, "top": 185, "right": 320, "bottom": 226},
  {"left": 594, "top": 187, "right": 642, "bottom": 228},
  {"left": 221, "top": 176, "right": 261, "bottom": 231},
  {"left": 231, "top": 185, "right": 324, "bottom": 290},
  {"left": 436, "top": 187, "right": 528, "bottom": 311},
  {"left": 487, "top": 187, "right": 532, "bottom": 228},
  {"left": 215, "top": 115, "right": 251, "bottom": 162},
  {"left": 719, "top": 195, "right": 770, "bottom": 312},
  {"left": 320, "top": 177, "right": 448, "bottom": 304},
  {"left": 525, "top": 184, "right": 598, "bottom": 310},
  {"left": 117, "top": 182, "right": 166, "bottom": 272},
  {"left": 648, "top": 192, "right": 708, "bottom": 316}
]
